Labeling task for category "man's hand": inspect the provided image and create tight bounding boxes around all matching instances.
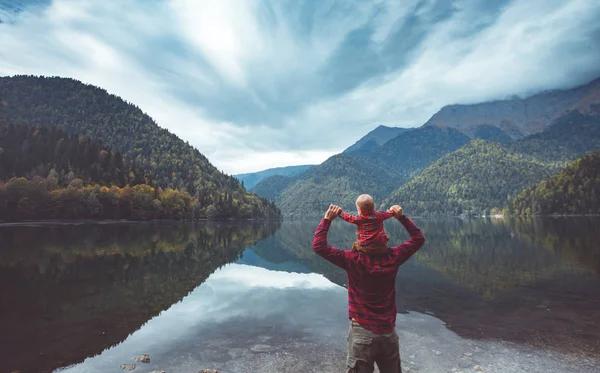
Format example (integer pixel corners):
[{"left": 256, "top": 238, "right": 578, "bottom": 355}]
[
  {"left": 324, "top": 204, "right": 342, "bottom": 221},
  {"left": 390, "top": 205, "right": 403, "bottom": 218}
]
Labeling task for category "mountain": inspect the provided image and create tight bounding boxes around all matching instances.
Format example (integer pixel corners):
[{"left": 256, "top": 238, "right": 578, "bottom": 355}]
[
  {"left": 0, "top": 123, "right": 144, "bottom": 186},
  {"left": 424, "top": 78, "right": 600, "bottom": 138},
  {"left": 382, "top": 140, "right": 555, "bottom": 216},
  {"left": 270, "top": 126, "right": 470, "bottom": 217},
  {"left": 0, "top": 123, "right": 200, "bottom": 221},
  {"left": 0, "top": 75, "right": 280, "bottom": 219},
  {"left": 250, "top": 174, "right": 294, "bottom": 201},
  {"left": 362, "top": 126, "right": 471, "bottom": 184},
  {"left": 343, "top": 125, "right": 412, "bottom": 155},
  {"left": 235, "top": 164, "right": 314, "bottom": 189},
  {"left": 509, "top": 151, "right": 600, "bottom": 215},
  {"left": 382, "top": 108, "right": 600, "bottom": 216},
  {"left": 506, "top": 108, "right": 600, "bottom": 163},
  {"left": 275, "top": 153, "right": 397, "bottom": 217},
  {"left": 256, "top": 79, "right": 600, "bottom": 217}
]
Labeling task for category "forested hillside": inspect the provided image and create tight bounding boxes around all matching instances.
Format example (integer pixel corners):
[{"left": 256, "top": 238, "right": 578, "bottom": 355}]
[
  {"left": 0, "top": 124, "right": 200, "bottom": 220},
  {"left": 381, "top": 140, "right": 555, "bottom": 216},
  {"left": 509, "top": 151, "right": 600, "bottom": 215},
  {"left": 381, "top": 108, "right": 600, "bottom": 215},
  {"left": 363, "top": 126, "right": 471, "bottom": 183},
  {"left": 275, "top": 154, "right": 397, "bottom": 216},
  {"left": 0, "top": 123, "right": 145, "bottom": 185},
  {"left": 507, "top": 108, "right": 600, "bottom": 163},
  {"left": 0, "top": 76, "right": 280, "bottom": 219},
  {"left": 251, "top": 174, "right": 294, "bottom": 201}
]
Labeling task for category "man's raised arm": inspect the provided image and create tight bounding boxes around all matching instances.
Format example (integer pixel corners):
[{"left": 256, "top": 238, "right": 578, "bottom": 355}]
[
  {"left": 389, "top": 205, "right": 425, "bottom": 265},
  {"left": 312, "top": 204, "right": 350, "bottom": 270}
]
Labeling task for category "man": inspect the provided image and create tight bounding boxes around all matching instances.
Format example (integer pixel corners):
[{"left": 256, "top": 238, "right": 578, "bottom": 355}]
[{"left": 312, "top": 204, "right": 425, "bottom": 373}]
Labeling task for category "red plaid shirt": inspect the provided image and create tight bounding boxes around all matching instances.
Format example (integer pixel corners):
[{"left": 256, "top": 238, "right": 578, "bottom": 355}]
[
  {"left": 340, "top": 210, "right": 395, "bottom": 247},
  {"left": 312, "top": 215, "right": 425, "bottom": 333}
]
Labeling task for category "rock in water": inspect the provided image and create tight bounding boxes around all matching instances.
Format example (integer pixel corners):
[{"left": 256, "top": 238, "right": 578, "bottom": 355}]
[
  {"left": 134, "top": 354, "right": 150, "bottom": 363},
  {"left": 120, "top": 364, "right": 136, "bottom": 371},
  {"left": 200, "top": 370, "right": 219, "bottom": 373}
]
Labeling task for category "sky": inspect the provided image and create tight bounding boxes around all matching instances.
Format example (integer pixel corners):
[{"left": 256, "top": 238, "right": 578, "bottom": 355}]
[{"left": 1, "top": 0, "right": 600, "bottom": 174}]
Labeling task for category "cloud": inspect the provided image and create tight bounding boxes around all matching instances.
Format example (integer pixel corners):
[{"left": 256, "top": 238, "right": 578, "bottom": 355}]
[{"left": 1, "top": 0, "right": 599, "bottom": 173}]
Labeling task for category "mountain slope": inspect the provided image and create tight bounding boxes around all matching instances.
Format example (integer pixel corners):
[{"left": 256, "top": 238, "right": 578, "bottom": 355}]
[
  {"left": 235, "top": 164, "right": 314, "bottom": 189},
  {"left": 0, "top": 123, "right": 144, "bottom": 186},
  {"left": 251, "top": 174, "right": 294, "bottom": 201},
  {"left": 383, "top": 108, "right": 600, "bottom": 216},
  {"left": 275, "top": 154, "right": 397, "bottom": 217},
  {"left": 0, "top": 123, "right": 202, "bottom": 221},
  {"left": 382, "top": 140, "right": 555, "bottom": 216},
  {"left": 0, "top": 75, "right": 279, "bottom": 218},
  {"left": 506, "top": 107, "right": 600, "bottom": 163},
  {"left": 364, "top": 126, "right": 471, "bottom": 184},
  {"left": 343, "top": 125, "right": 412, "bottom": 155},
  {"left": 509, "top": 151, "right": 600, "bottom": 215},
  {"left": 424, "top": 77, "right": 600, "bottom": 138}
]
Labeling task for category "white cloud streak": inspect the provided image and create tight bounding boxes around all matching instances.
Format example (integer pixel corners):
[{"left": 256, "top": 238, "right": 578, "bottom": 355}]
[{"left": 1, "top": 0, "right": 599, "bottom": 173}]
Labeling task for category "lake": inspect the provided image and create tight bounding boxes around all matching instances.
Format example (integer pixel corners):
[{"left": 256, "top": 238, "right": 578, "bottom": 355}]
[{"left": 0, "top": 217, "right": 599, "bottom": 373}]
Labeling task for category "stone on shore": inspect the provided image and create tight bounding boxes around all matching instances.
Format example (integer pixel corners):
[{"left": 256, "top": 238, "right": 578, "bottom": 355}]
[{"left": 135, "top": 353, "right": 150, "bottom": 363}]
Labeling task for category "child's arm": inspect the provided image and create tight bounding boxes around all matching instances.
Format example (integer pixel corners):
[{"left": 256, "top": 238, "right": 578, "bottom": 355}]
[
  {"left": 377, "top": 209, "right": 395, "bottom": 221},
  {"left": 339, "top": 210, "right": 359, "bottom": 224}
]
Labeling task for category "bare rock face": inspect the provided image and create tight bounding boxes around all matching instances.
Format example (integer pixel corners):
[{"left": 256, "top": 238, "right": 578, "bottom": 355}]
[{"left": 423, "top": 77, "right": 600, "bottom": 138}]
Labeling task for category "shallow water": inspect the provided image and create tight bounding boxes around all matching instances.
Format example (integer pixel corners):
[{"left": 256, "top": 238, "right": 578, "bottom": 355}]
[{"left": 0, "top": 217, "right": 598, "bottom": 372}]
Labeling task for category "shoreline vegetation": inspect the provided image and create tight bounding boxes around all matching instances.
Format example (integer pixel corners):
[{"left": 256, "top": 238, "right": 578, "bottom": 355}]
[{"left": 0, "top": 177, "right": 282, "bottom": 222}]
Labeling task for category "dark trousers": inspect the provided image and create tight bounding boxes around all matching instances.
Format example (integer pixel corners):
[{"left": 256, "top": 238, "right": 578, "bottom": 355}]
[{"left": 346, "top": 322, "right": 402, "bottom": 373}]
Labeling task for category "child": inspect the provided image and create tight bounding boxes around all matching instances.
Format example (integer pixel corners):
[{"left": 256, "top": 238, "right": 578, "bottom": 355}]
[{"left": 340, "top": 194, "right": 394, "bottom": 252}]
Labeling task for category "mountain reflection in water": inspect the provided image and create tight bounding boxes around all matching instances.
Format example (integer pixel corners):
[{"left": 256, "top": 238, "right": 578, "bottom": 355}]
[
  {"left": 249, "top": 217, "right": 600, "bottom": 354},
  {"left": 0, "top": 221, "right": 279, "bottom": 373},
  {"left": 0, "top": 217, "right": 599, "bottom": 373}
]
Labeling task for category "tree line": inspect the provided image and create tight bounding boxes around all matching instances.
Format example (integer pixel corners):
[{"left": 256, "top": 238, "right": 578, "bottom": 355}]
[{"left": 0, "top": 123, "right": 280, "bottom": 221}]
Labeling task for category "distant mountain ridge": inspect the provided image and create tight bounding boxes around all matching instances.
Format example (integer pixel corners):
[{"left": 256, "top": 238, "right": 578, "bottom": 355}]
[
  {"left": 424, "top": 78, "right": 600, "bottom": 138},
  {"left": 250, "top": 174, "right": 294, "bottom": 201},
  {"left": 343, "top": 125, "right": 413, "bottom": 155},
  {"left": 275, "top": 153, "right": 397, "bottom": 216},
  {"left": 260, "top": 76, "right": 600, "bottom": 216},
  {"left": 382, "top": 107, "right": 600, "bottom": 215},
  {"left": 235, "top": 164, "right": 315, "bottom": 189}
]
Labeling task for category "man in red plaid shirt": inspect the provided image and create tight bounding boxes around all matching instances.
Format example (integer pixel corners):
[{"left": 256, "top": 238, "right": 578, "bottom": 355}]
[{"left": 313, "top": 204, "right": 425, "bottom": 373}]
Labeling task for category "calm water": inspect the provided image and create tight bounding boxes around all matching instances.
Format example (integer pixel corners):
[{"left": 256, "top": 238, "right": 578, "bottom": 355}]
[{"left": 0, "top": 218, "right": 599, "bottom": 373}]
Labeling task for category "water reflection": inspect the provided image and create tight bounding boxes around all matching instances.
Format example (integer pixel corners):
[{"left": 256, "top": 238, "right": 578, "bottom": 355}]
[
  {"left": 1, "top": 217, "right": 599, "bottom": 373},
  {"left": 58, "top": 264, "right": 350, "bottom": 373},
  {"left": 0, "top": 221, "right": 279, "bottom": 373},
  {"left": 248, "top": 217, "right": 600, "bottom": 355}
]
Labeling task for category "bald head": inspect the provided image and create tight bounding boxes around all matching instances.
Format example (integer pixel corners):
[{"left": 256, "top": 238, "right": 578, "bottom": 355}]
[{"left": 356, "top": 194, "right": 375, "bottom": 214}]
